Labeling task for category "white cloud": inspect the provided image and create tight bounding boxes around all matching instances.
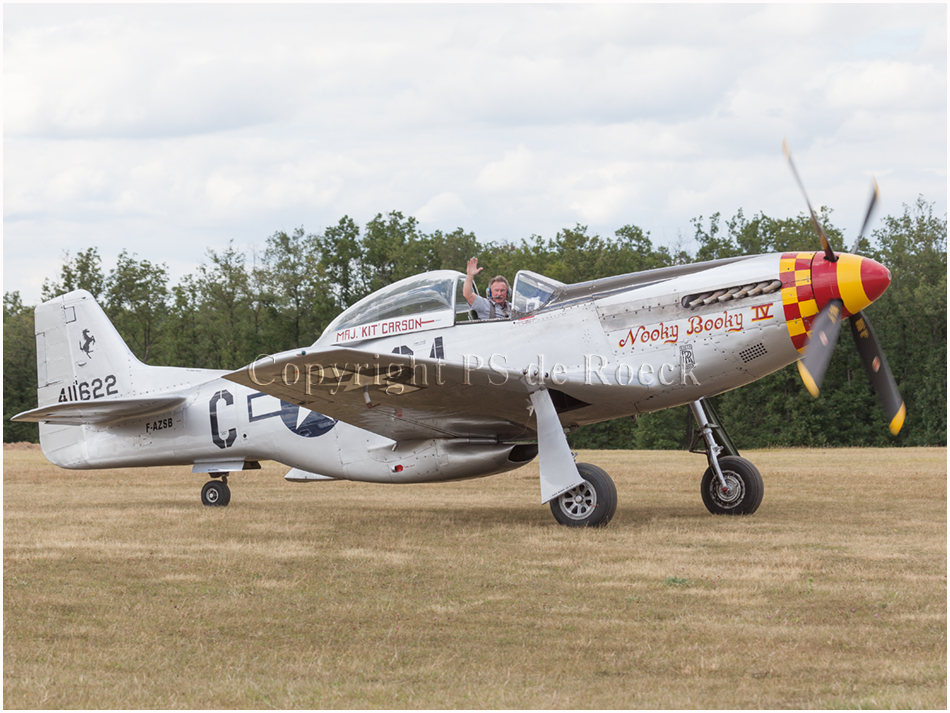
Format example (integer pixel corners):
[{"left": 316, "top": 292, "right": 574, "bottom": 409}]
[
  {"left": 205, "top": 174, "right": 244, "bottom": 210},
  {"left": 3, "top": 4, "right": 945, "bottom": 304},
  {"left": 476, "top": 145, "right": 535, "bottom": 192},
  {"left": 822, "top": 60, "right": 945, "bottom": 111},
  {"left": 415, "top": 192, "right": 473, "bottom": 225}
]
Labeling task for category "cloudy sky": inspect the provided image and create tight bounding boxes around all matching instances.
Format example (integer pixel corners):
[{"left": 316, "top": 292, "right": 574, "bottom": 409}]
[{"left": 4, "top": 4, "right": 946, "bottom": 305}]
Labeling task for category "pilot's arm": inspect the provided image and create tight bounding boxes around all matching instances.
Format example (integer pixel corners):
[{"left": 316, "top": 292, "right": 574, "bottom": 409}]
[{"left": 463, "top": 257, "right": 482, "bottom": 306}]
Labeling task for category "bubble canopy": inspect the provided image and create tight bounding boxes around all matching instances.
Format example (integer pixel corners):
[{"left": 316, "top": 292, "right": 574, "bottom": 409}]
[
  {"left": 317, "top": 268, "right": 569, "bottom": 345},
  {"left": 319, "top": 270, "right": 465, "bottom": 345}
]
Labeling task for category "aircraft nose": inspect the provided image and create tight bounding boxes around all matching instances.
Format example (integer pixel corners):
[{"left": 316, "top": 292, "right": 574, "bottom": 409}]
[
  {"left": 857, "top": 258, "right": 891, "bottom": 305},
  {"left": 811, "top": 253, "right": 892, "bottom": 316}
]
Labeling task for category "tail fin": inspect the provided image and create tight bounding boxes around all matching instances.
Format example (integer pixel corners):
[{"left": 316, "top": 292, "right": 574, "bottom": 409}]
[
  {"left": 14, "top": 290, "right": 219, "bottom": 468},
  {"left": 34, "top": 290, "right": 146, "bottom": 408}
]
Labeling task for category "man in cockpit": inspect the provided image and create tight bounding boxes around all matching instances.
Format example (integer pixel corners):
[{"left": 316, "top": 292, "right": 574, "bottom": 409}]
[{"left": 463, "top": 257, "right": 512, "bottom": 320}]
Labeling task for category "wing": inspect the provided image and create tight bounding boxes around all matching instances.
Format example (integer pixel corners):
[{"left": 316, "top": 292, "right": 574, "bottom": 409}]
[{"left": 224, "top": 347, "right": 538, "bottom": 442}]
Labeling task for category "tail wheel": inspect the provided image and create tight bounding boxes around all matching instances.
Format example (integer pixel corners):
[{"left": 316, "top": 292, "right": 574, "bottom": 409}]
[
  {"left": 550, "top": 463, "right": 617, "bottom": 528},
  {"left": 700, "top": 456, "right": 763, "bottom": 515},
  {"left": 201, "top": 480, "right": 231, "bottom": 507}
]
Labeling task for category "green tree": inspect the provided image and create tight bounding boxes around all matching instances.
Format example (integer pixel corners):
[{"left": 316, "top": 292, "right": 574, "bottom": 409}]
[
  {"left": 612, "top": 224, "right": 674, "bottom": 274},
  {"left": 260, "top": 227, "right": 333, "bottom": 348},
  {"left": 317, "top": 216, "right": 365, "bottom": 310},
  {"left": 103, "top": 251, "right": 170, "bottom": 362},
  {"left": 867, "top": 197, "right": 947, "bottom": 445},
  {"left": 8, "top": 201, "right": 945, "bottom": 450},
  {"left": 692, "top": 209, "right": 839, "bottom": 261},
  {"left": 361, "top": 211, "right": 428, "bottom": 292},
  {"left": 192, "top": 242, "right": 256, "bottom": 369},
  {"left": 472, "top": 222, "right": 672, "bottom": 300},
  {"left": 41, "top": 247, "right": 106, "bottom": 300},
  {"left": 544, "top": 224, "right": 607, "bottom": 283},
  {"left": 475, "top": 234, "right": 553, "bottom": 290},
  {"left": 3, "top": 292, "right": 38, "bottom": 442},
  {"left": 425, "top": 228, "right": 480, "bottom": 272},
  {"left": 731, "top": 211, "right": 822, "bottom": 255},
  {"left": 167, "top": 275, "right": 204, "bottom": 368}
]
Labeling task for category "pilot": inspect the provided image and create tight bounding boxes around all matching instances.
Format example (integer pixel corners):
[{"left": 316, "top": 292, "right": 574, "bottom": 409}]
[{"left": 463, "top": 256, "right": 512, "bottom": 320}]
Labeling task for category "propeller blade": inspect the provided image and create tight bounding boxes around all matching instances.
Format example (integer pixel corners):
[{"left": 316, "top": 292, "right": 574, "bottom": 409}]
[
  {"left": 783, "top": 138, "right": 837, "bottom": 262},
  {"left": 849, "top": 178, "right": 880, "bottom": 254},
  {"left": 849, "top": 311, "right": 906, "bottom": 434},
  {"left": 797, "top": 299, "right": 844, "bottom": 397}
]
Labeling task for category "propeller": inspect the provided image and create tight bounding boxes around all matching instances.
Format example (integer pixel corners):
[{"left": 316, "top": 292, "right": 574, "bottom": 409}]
[
  {"left": 849, "top": 178, "right": 879, "bottom": 254},
  {"left": 849, "top": 312, "right": 906, "bottom": 434},
  {"left": 783, "top": 138, "right": 837, "bottom": 262},
  {"left": 796, "top": 298, "right": 843, "bottom": 398},
  {"left": 784, "top": 141, "right": 905, "bottom": 434}
]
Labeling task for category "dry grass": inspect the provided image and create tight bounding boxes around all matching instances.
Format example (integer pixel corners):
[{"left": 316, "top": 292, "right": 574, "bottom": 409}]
[{"left": 4, "top": 446, "right": 946, "bottom": 709}]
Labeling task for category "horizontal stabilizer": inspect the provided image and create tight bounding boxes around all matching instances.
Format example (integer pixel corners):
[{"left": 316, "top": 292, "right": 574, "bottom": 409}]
[{"left": 12, "top": 396, "right": 186, "bottom": 425}]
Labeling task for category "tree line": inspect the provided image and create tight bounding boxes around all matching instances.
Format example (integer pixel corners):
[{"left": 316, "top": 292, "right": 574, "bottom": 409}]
[{"left": 4, "top": 200, "right": 946, "bottom": 448}]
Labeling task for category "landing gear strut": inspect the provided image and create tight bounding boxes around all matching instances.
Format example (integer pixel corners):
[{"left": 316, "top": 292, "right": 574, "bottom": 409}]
[
  {"left": 689, "top": 398, "right": 763, "bottom": 515},
  {"left": 201, "top": 474, "right": 231, "bottom": 507}
]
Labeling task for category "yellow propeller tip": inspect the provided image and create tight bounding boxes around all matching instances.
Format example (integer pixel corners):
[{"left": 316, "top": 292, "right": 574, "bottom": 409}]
[
  {"left": 889, "top": 403, "right": 906, "bottom": 435},
  {"left": 797, "top": 360, "right": 820, "bottom": 398}
]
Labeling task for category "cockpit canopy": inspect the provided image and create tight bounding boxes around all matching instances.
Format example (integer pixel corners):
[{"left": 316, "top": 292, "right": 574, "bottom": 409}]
[
  {"left": 510, "top": 270, "right": 565, "bottom": 316},
  {"left": 317, "top": 268, "right": 567, "bottom": 345},
  {"left": 319, "top": 270, "right": 472, "bottom": 345}
]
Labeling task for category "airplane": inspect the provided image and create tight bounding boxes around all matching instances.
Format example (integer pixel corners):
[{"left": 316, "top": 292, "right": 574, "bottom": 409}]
[{"left": 12, "top": 146, "right": 905, "bottom": 527}]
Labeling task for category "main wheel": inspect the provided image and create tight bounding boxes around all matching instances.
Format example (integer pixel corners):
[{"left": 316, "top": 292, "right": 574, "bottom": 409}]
[
  {"left": 201, "top": 480, "right": 231, "bottom": 507},
  {"left": 550, "top": 463, "right": 617, "bottom": 527},
  {"left": 700, "top": 456, "right": 763, "bottom": 515}
]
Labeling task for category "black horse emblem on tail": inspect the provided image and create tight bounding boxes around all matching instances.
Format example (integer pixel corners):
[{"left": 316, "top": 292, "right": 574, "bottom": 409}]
[{"left": 79, "top": 329, "right": 96, "bottom": 358}]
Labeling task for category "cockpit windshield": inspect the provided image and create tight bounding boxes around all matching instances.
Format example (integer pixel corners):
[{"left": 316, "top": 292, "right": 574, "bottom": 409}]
[
  {"left": 320, "top": 271, "right": 460, "bottom": 344},
  {"left": 511, "top": 270, "right": 565, "bottom": 316}
]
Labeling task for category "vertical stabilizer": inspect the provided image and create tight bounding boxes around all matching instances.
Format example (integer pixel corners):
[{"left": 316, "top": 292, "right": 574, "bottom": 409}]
[
  {"left": 24, "top": 290, "right": 223, "bottom": 469},
  {"left": 31, "top": 290, "right": 146, "bottom": 467},
  {"left": 34, "top": 290, "right": 145, "bottom": 408}
]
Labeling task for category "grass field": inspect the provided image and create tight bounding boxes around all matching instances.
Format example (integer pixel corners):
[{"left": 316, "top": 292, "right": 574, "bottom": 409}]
[{"left": 3, "top": 445, "right": 946, "bottom": 709}]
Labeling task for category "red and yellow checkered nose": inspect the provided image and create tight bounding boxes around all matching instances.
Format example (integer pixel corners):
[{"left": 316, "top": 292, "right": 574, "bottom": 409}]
[{"left": 780, "top": 252, "right": 891, "bottom": 352}]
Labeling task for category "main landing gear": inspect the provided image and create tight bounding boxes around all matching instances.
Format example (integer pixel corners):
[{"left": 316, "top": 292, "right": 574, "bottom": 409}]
[
  {"left": 201, "top": 474, "right": 231, "bottom": 507},
  {"left": 550, "top": 462, "right": 618, "bottom": 528},
  {"left": 547, "top": 397, "right": 761, "bottom": 527},
  {"left": 689, "top": 398, "right": 763, "bottom": 515}
]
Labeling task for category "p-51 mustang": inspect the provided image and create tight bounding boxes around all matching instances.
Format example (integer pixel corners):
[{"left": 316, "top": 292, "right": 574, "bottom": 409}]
[{"left": 14, "top": 148, "right": 904, "bottom": 527}]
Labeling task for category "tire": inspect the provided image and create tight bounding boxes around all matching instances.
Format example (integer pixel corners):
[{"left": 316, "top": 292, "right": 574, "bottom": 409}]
[
  {"left": 700, "top": 456, "right": 763, "bottom": 515},
  {"left": 550, "top": 463, "right": 617, "bottom": 527},
  {"left": 201, "top": 480, "right": 230, "bottom": 507}
]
